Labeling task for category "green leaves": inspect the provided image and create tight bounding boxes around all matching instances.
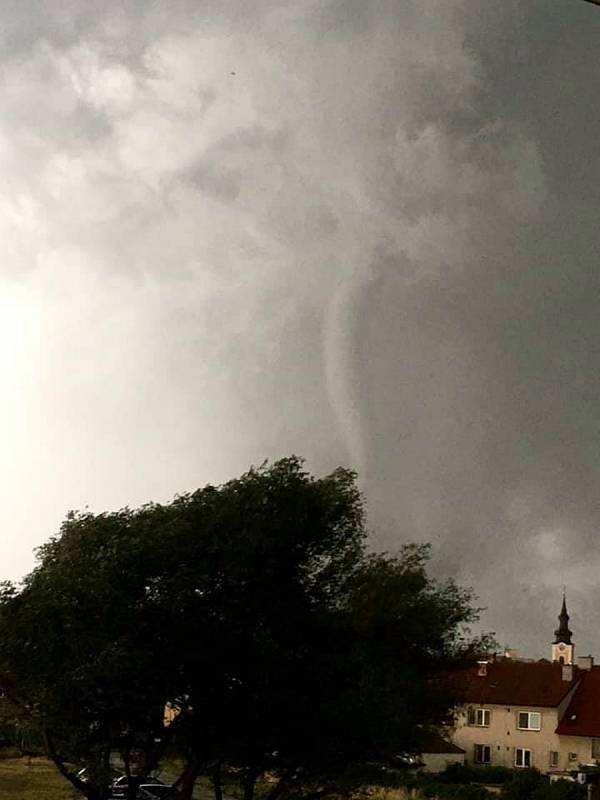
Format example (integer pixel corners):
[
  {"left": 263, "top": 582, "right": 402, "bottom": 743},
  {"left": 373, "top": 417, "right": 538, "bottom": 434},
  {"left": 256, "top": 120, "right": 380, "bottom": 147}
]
[{"left": 0, "top": 456, "right": 487, "bottom": 800}]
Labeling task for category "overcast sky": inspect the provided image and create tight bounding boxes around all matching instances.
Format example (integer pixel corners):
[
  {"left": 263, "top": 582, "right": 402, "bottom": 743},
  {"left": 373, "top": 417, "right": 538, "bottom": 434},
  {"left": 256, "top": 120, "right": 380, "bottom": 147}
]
[{"left": 1, "top": 0, "right": 600, "bottom": 657}]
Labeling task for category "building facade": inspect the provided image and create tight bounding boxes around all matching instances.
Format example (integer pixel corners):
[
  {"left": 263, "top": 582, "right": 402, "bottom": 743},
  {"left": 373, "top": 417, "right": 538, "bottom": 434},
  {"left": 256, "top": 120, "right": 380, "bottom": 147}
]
[{"left": 451, "top": 596, "right": 600, "bottom": 776}]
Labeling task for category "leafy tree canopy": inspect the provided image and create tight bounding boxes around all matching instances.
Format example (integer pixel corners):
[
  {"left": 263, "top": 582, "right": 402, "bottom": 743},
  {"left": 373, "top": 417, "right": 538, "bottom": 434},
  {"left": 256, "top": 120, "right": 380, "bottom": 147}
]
[{"left": 0, "top": 457, "right": 490, "bottom": 800}]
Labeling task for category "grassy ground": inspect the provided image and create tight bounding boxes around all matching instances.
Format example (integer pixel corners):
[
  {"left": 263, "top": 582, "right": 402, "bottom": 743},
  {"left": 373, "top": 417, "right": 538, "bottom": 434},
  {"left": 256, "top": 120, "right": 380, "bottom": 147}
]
[
  {"left": 0, "top": 757, "right": 480, "bottom": 800},
  {"left": 0, "top": 757, "right": 75, "bottom": 799},
  {"left": 0, "top": 758, "right": 418, "bottom": 800}
]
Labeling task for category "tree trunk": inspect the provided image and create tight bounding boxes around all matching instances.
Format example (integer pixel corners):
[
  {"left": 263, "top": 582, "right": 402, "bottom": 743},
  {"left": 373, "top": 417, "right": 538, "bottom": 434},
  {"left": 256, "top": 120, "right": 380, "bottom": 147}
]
[
  {"left": 302, "top": 788, "right": 331, "bottom": 800},
  {"left": 265, "top": 769, "right": 295, "bottom": 800},
  {"left": 175, "top": 758, "right": 202, "bottom": 800},
  {"left": 122, "top": 746, "right": 135, "bottom": 800},
  {"left": 101, "top": 744, "right": 115, "bottom": 800},
  {"left": 213, "top": 760, "right": 223, "bottom": 800},
  {"left": 243, "top": 766, "right": 259, "bottom": 800},
  {"left": 44, "top": 731, "right": 98, "bottom": 800}
]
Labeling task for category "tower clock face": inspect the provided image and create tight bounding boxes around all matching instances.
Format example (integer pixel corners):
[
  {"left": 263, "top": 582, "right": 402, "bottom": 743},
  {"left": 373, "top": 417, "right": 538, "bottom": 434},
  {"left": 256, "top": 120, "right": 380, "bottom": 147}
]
[{"left": 559, "top": 644, "right": 566, "bottom": 651}]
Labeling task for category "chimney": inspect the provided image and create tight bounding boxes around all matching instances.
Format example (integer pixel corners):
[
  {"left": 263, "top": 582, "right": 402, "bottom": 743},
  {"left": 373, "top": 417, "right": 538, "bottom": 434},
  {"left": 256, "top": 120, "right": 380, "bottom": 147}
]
[
  {"left": 477, "top": 660, "right": 489, "bottom": 677},
  {"left": 577, "top": 655, "right": 594, "bottom": 671},
  {"left": 562, "top": 664, "right": 574, "bottom": 682}
]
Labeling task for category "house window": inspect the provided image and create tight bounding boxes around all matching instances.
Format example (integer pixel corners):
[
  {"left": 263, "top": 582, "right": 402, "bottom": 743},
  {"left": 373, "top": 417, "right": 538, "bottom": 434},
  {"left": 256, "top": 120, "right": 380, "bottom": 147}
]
[
  {"left": 475, "top": 744, "right": 491, "bottom": 764},
  {"left": 515, "top": 748, "right": 532, "bottom": 768},
  {"left": 517, "top": 711, "right": 541, "bottom": 730},
  {"left": 593, "top": 739, "right": 600, "bottom": 760},
  {"left": 468, "top": 707, "right": 491, "bottom": 727},
  {"left": 549, "top": 751, "right": 559, "bottom": 768}
]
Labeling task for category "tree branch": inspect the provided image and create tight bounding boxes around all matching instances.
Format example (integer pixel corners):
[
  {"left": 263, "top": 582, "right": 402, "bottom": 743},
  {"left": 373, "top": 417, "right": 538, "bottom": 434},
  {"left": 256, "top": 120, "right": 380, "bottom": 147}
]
[{"left": 44, "top": 730, "right": 97, "bottom": 800}]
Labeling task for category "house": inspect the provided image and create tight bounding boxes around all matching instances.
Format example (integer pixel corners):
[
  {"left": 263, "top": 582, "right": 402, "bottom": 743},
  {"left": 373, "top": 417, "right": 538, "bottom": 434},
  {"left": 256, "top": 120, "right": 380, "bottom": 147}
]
[
  {"left": 416, "top": 730, "right": 465, "bottom": 773},
  {"left": 555, "top": 664, "right": 600, "bottom": 768},
  {"left": 450, "top": 595, "right": 600, "bottom": 775},
  {"left": 451, "top": 655, "right": 583, "bottom": 773}
]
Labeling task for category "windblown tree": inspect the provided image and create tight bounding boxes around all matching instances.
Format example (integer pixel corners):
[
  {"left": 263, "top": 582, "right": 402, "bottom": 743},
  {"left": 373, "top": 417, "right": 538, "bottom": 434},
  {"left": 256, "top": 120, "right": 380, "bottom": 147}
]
[
  {"left": 0, "top": 506, "right": 181, "bottom": 800},
  {"left": 0, "top": 457, "right": 490, "bottom": 800}
]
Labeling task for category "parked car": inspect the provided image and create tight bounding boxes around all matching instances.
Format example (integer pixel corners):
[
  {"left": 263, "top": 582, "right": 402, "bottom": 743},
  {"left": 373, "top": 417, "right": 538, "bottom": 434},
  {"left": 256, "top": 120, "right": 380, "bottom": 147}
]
[
  {"left": 110, "top": 774, "right": 166, "bottom": 797},
  {"left": 137, "top": 784, "right": 174, "bottom": 799},
  {"left": 76, "top": 767, "right": 125, "bottom": 786}
]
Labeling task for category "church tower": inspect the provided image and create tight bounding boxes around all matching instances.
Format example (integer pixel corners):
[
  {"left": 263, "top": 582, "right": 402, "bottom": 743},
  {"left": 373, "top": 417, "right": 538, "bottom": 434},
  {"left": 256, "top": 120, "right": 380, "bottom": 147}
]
[{"left": 551, "top": 593, "right": 574, "bottom": 665}]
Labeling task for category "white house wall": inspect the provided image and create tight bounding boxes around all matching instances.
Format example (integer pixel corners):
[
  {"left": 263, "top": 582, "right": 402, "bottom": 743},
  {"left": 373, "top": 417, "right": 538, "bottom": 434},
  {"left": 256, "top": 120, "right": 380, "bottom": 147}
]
[
  {"left": 453, "top": 704, "right": 563, "bottom": 772},
  {"left": 421, "top": 753, "right": 465, "bottom": 773}
]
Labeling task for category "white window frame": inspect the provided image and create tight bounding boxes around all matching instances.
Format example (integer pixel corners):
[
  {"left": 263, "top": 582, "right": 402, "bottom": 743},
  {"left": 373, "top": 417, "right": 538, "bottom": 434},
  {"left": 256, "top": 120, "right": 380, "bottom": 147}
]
[
  {"left": 517, "top": 711, "right": 542, "bottom": 730},
  {"left": 474, "top": 744, "right": 491, "bottom": 765},
  {"left": 549, "top": 751, "right": 559, "bottom": 768},
  {"left": 468, "top": 707, "right": 491, "bottom": 727},
  {"left": 515, "top": 748, "right": 532, "bottom": 768}
]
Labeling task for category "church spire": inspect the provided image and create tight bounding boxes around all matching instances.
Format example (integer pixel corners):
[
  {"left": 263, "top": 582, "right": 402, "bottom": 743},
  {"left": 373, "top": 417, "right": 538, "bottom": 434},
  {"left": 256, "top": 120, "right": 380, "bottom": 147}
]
[{"left": 554, "top": 592, "right": 573, "bottom": 645}]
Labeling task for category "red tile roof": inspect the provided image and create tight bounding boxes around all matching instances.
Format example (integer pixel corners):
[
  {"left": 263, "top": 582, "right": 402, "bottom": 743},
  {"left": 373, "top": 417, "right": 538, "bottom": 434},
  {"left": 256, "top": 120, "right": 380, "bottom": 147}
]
[
  {"left": 556, "top": 666, "right": 600, "bottom": 737},
  {"left": 452, "top": 658, "right": 581, "bottom": 708}
]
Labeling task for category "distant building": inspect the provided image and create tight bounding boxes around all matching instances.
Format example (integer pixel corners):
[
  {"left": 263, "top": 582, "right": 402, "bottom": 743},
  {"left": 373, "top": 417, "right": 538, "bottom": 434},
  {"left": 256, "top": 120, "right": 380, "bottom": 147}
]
[
  {"left": 451, "top": 595, "right": 600, "bottom": 776},
  {"left": 416, "top": 730, "right": 465, "bottom": 773},
  {"left": 552, "top": 594, "right": 575, "bottom": 666}
]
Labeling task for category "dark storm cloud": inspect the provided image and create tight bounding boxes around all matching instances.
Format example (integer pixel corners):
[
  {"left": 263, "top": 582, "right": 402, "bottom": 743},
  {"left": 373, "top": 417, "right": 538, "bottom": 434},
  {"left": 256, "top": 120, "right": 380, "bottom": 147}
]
[
  {"left": 356, "top": 0, "right": 600, "bottom": 655},
  {"left": 0, "top": 0, "right": 598, "bottom": 656}
]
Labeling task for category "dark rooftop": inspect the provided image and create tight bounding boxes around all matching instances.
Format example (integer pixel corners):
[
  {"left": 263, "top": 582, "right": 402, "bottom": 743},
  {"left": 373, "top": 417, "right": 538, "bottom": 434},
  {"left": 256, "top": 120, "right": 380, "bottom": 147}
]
[
  {"left": 556, "top": 666, "right": 600, "bottom": 737},
  {"left": 452, "top": 658, "right": 580, "bottom": 708},
  {"left": 417, "top": 730, "right": 465, "bottom": 755}
]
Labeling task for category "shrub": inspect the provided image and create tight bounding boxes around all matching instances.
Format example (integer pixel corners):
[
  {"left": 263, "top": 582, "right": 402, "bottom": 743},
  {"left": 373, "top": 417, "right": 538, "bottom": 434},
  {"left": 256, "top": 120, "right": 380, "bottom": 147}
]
[
  {"left": 502, "top": 769, "right": 546, "bottom": 800},
  {"left": 441, "top": 764, "right": 513, "bottom": 786},
  {"left": 530, "top": 779, "right": 585, "bottom": 800},
  {"left": 415, "top": 777, "right": 495, "bottom": 800}
]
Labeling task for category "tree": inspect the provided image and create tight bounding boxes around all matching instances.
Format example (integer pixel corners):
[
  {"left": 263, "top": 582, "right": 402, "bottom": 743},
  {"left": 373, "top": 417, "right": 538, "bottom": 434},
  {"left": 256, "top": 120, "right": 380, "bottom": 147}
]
[
  {"left": 122, "top": 458, "right": 490, "bottom": 800},
  {"left": 0, "top": 457, "right": 489, "bottom": 800},
  {"left": 0, "top": 506, "right": 182, "bottom": 800}
]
